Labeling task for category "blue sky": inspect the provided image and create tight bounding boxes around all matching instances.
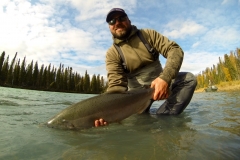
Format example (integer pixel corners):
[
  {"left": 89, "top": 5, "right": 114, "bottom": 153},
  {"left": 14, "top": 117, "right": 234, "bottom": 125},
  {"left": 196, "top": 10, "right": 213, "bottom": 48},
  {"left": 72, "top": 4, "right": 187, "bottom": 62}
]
[{"left": 1, "top": 0, "right": 240, "bottom": 78}]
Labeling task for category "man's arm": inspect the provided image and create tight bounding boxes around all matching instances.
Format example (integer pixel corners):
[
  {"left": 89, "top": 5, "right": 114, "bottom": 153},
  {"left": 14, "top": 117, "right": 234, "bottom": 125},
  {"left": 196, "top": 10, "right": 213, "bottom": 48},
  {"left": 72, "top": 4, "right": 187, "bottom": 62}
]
[
  {"left": 143, "top": 29, "right": 184, "bottom": 85},
  {"left": 105, "top": 46, "right": 128, "bottom": 92},
  {"left": 143, "top": 29, "right": 183, "bottom": 100}
]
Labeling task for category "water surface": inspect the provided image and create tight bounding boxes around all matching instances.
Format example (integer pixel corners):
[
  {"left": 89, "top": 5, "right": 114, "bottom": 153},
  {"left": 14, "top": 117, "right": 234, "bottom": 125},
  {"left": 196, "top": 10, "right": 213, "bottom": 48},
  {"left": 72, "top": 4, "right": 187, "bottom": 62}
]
[{"left": 0, "top": 86, "right": 239, "bottom": 160}]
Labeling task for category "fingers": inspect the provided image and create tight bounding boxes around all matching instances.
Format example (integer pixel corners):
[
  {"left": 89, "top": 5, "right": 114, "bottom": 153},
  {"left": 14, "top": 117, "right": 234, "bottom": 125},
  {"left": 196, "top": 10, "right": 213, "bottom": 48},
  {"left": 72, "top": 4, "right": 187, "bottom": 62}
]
[
  {"left": 153, "top": 91, "right": 168, "bottom": 100},
  {"left": 94, "top": 118, "right": 107, "bottom": 127},
  {"left": 151, "top": 77, "right": 169, "bottom": 100}
]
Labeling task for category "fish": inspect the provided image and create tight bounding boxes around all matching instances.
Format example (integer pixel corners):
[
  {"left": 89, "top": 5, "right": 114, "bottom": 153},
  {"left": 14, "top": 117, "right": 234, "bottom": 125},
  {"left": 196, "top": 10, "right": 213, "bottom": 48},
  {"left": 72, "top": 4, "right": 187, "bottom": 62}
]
[{"left": 47, "top": 88, "right": 154, "bottom": 130}]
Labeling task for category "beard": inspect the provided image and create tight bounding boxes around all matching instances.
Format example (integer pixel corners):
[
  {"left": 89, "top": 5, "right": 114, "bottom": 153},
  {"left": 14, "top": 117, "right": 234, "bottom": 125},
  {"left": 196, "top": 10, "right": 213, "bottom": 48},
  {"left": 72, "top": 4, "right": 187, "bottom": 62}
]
[{"left": 111, "top": 24, "right": 132, "bottom": 40}]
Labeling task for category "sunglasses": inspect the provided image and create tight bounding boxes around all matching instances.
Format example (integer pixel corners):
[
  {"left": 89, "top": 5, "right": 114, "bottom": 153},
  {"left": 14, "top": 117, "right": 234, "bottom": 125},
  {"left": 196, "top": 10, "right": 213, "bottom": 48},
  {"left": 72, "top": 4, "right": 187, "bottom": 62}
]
[{"left": 108, "top": 16, "right": 127, "bottom": 25}]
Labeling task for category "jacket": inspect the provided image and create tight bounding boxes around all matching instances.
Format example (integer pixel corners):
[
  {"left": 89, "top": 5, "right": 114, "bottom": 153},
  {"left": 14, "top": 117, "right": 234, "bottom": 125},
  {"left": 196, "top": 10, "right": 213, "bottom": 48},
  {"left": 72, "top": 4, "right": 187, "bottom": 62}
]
[{"left": 105, "top": 25, "right": 184, "bottom": 92}]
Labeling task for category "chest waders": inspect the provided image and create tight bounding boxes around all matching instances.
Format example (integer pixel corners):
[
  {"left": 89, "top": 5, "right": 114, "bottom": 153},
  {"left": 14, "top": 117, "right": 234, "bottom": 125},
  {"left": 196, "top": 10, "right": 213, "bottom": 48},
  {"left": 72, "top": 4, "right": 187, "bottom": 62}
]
[{"left": 127, "top": 60, "right": 162, "bottom": 90}]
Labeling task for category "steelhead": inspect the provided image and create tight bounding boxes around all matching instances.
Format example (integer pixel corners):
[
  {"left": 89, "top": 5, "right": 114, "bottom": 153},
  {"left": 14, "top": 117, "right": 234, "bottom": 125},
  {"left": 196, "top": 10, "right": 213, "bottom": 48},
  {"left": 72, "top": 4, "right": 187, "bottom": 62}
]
[{"left": 47, "top": 88, "right": 154, "bottom": 130}]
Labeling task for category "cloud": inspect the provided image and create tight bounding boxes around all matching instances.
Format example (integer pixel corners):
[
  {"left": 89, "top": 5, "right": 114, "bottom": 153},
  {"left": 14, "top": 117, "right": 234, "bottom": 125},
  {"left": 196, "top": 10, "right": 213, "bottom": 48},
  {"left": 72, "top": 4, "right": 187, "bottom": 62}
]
[
  {"left": 162, "top": 20, "right": 206, "bottom": 39},
  {"left": 193, "top": 26, "right": 240, "bottom": 52},
  {"left": 182, "top": 51, "right": 223, "bottom": 74}
]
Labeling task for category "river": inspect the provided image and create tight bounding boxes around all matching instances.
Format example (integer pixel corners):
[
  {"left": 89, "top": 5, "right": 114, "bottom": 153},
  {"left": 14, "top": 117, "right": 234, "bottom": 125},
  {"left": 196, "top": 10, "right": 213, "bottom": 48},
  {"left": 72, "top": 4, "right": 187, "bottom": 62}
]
[{"left": 0, "top": 86, "right": 239, "bottom": 160}]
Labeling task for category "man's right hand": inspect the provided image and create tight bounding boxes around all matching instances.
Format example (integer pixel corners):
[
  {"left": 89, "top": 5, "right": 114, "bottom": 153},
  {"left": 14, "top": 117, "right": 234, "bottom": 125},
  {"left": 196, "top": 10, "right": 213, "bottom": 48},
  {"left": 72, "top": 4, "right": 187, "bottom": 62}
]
[{"left": 94, "top": 118, "right": 107, "bottom": 127}]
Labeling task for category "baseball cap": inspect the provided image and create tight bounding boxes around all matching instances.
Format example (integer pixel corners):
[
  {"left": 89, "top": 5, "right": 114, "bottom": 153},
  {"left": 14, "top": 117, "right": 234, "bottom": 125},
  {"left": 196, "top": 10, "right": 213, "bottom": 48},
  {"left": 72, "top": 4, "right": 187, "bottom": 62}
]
[{"left": 106, "top": 8, "right": 127, "bottom": 22}]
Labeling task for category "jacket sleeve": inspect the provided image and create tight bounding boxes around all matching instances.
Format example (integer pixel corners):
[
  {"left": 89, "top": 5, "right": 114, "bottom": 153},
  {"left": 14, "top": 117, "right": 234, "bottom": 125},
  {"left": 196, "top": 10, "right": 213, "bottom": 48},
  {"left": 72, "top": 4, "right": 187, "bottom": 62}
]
[
  {"left": 142, "top": 29, "right": 184, "bottom": 85},
  {"left": 105, "top": 46, "right": 128, "bottom": 92}
]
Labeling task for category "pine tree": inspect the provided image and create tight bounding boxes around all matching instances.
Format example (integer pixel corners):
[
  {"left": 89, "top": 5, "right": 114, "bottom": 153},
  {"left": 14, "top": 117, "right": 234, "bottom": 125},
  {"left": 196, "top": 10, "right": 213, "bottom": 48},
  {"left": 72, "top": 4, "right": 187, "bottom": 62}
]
[
  {"left": 42, "top": 66, "right": 47, "bottom": 89},
  {"left": 26, "top": 60, "right": 34, "bottom": 87},
  {"left": 46, "top": 64, "right": 51, "bottom": 88},
  {"left": 100, "top": 76, "right": 106, "bottom": 92},
  {"left": 38, "top": 64, "right": 44, "bottom": 89},
  {"left": 49, "top": 67, "right": 56, "bottom": 89},
  {"left": 19, "top": 57, "right": 26, "bottom": 86},
  {"left": 56, "top": 63, "right": 62, "bottom": 90},
  {"left": 79, "top": 76, "right": 84, "bottom": 92},
  {"left": 6, "top": 52, "right": 17, "bottom": 85},
  {"left": 13, "top": 59, "right": 20, "bottom": 86},
  {"left": 63, "top": 67, "right": 68, "bottom": 91},
  {"left": 90, "top": 74, "right": 97, "bottom": 93},
  {"left": 0, "top": 51, "right": 5, "bottom": 78},
  {"left": 83, "top": 70, "right": 90, "bottom": 93},
  {"left": 1, "top": 55, "right": 9, "bottom": 84},
  {"left": 32, "top": 61, "right": 39, "bottom": 87}
]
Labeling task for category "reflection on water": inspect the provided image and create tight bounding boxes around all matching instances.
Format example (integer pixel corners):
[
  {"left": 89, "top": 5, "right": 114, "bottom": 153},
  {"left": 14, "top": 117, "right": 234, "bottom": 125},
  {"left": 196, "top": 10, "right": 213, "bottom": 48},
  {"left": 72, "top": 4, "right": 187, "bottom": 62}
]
[{"left": 0, "top": 86, "right": 239, "bottom": 160}]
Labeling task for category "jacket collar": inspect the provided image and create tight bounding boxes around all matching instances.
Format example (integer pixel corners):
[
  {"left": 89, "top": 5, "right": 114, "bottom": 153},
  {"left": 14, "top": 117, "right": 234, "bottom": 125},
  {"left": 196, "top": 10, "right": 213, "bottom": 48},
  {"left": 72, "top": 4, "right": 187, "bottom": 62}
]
[{"left": 113, "top": 25, "right": 138, "bottom": 45}]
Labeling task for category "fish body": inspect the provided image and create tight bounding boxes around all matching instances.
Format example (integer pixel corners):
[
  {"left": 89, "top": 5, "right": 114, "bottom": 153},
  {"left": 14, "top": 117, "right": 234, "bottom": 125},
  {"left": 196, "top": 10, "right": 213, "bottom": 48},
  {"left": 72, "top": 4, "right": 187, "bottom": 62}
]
[{"left": 47, "top": 88, "right": 154, "bottom": 130}]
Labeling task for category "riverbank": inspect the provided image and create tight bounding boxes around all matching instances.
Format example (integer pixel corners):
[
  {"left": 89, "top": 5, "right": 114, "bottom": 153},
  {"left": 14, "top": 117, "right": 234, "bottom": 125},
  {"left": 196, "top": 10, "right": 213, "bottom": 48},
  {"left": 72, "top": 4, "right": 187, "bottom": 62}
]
[{"left": 195, "top": 80, "right": 240, "bottom": 92}]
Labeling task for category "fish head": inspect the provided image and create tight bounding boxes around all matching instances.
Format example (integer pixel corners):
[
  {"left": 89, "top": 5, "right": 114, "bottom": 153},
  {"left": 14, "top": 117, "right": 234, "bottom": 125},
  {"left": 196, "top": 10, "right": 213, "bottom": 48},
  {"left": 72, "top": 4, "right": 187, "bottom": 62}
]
[{"left": 47, "top": 113, "right": 76, "bottom": 129}]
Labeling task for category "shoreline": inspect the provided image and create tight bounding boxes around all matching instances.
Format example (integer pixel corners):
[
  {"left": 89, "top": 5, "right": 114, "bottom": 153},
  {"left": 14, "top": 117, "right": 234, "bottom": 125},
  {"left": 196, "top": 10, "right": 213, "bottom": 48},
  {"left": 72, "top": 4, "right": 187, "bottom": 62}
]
[{"left": 195, "top": 80, "right": 240, "bottom": 93}]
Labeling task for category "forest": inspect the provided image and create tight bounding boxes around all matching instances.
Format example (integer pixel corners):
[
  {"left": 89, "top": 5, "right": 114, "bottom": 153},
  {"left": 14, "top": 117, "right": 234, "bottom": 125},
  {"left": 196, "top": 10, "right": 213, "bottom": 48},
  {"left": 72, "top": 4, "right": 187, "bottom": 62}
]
[
  {"left": 0, "top": 51, "right": 107, "bottom": 94},
  {"left": 196, "top": 48, "right": 240, "bottom": 89}
]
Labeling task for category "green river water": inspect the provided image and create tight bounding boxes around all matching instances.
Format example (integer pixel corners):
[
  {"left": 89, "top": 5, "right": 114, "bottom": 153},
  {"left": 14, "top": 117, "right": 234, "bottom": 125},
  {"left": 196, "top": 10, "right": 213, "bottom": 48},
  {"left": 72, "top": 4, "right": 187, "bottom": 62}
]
[{"left": 0, "top": 86, "right": 239, "bottom": 160}]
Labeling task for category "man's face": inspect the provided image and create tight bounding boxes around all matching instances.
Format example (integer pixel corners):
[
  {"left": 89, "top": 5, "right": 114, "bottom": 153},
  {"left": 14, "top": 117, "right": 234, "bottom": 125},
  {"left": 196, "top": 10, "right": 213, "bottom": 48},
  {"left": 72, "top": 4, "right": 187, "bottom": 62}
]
[{"left": 108, "top": 13, "right": 131, "bottom": 39}]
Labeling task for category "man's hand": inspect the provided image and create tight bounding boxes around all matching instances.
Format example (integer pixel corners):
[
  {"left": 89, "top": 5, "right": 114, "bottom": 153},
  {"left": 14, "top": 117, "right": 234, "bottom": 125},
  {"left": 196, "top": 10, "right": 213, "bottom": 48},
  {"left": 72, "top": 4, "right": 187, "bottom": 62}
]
[
  {"left": 94, "top": 118, "right": 107, "bottom": 127},
  {"left": 151, "top": 77, "right": 169, "bottom": 100}
]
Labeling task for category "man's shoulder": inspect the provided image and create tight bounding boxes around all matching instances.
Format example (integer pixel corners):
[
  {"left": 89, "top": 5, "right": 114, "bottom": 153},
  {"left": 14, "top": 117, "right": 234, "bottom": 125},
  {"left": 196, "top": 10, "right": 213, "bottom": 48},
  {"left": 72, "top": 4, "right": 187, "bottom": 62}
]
[
  {"left": 106, "top": 45, "right": 120, "bottom": 59},
  {"left": 139, "top": 28, "right": 158, "bottom": 34}
]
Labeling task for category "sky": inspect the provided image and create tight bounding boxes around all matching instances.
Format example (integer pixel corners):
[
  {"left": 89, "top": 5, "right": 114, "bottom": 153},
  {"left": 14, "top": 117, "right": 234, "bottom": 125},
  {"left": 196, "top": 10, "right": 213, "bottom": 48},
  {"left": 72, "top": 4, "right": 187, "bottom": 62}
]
[{"left": 1, "top": 0, "right": 240, "bottom": 79}]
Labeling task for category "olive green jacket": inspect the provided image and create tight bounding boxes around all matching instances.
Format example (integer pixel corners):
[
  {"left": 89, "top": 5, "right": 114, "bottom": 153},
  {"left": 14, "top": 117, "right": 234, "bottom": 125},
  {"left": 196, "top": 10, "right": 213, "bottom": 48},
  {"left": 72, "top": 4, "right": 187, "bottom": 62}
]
[{"left": 105, "top": 25, "right": 184, "bottom": 92}]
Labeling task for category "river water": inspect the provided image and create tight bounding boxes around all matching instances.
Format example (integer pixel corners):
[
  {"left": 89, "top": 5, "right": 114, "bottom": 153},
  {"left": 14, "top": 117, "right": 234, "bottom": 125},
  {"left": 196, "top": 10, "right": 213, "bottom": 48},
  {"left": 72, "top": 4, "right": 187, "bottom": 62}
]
[{"left": 0, "top": 86, "right": 239, "bottom": 160}]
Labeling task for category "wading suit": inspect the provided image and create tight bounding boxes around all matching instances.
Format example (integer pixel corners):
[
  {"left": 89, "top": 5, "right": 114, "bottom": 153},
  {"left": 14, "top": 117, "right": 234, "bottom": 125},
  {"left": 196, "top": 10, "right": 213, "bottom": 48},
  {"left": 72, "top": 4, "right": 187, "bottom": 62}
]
[{"left": 105, "top": 25, "right": 197, "bottom": 115}]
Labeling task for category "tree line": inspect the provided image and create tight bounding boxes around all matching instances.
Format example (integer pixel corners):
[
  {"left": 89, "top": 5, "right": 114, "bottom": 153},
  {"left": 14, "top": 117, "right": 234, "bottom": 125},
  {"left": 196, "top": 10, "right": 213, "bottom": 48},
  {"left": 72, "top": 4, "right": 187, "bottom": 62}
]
[
  {"left": 196, "top": 48, "right": 240, "bottom": 89},
  {"left": 0, "top": 51, "right": 108, "bottom": 94}
]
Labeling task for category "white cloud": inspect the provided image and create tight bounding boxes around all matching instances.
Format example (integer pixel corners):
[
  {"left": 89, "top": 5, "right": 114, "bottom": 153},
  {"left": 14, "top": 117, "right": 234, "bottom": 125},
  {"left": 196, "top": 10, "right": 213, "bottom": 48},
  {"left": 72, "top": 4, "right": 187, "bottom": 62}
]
[
  {"left": 163, "top": 20, "right": 206, "bottom": 39},
  {"left": 181, "top": 51, "right": 222, "bottom": 74}
]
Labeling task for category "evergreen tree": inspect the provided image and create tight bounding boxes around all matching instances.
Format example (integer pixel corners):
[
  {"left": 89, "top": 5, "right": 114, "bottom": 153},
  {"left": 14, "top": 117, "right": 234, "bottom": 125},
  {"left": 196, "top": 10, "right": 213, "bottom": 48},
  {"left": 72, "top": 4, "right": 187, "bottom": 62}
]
[
  {"left": 26, "top": 60, "right": 34, "bottom": 86},
  {"left": 6, "top": 52, "right": 17, "bottom": 85},
  {"left": 49, "top": 67, "right": 56, "bottom": 89},
  {"left": 1, "top": 55, "right": 9, "bottom": 84},
  {"left": 42, "top": 66, "right": 47, "bottom": 89},
  {"left": 100, "top": 76, "right": 106, "bottom": 92},
  {"left": 32, "top": 61, "right": 39, "bottom": 87},
  {"left": 96, "top": 74, "right": 101, "bottom": 93},
  {"left": 38, "top": 64, "right": 44, "bottom": 89},
  {"left": 68, "top": 67, "right": 73, "bottom": 91},
  {"left": 46, "top": 64, "right": 51, "bottom": 88},
  {"left": 0, "top": 51, "right": 5, "bottom": 78},
  {"left": 79, "top": 76, "right": 84, "bottom": 92},
  {"left": 74, "top": 72, "right": 81, "bottom": 92},
  {"left": 83, "top": 70, "right": 90, "bottom": 93},
  {"left": 90, "top": 74, "right": 97, "bottom": 93},
  {"left": 13, "top": 59, "right": 20, "bottom": 86},
  {"left": 63, "top": 67, "right": 68, "bottom": 91},
  {"left": 56, "top": 63, "right": 62, "bottom": 90},
  {"left": 19, "top": 57, "right": 26, "bottom": 86}
]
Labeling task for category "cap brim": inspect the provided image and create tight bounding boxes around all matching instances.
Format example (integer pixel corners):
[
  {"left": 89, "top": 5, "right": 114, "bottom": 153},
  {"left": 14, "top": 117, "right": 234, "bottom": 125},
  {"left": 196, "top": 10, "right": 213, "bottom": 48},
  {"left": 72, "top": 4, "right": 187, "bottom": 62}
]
[{"left": 106, "top": 11, "right": 127, "bottom": 22}]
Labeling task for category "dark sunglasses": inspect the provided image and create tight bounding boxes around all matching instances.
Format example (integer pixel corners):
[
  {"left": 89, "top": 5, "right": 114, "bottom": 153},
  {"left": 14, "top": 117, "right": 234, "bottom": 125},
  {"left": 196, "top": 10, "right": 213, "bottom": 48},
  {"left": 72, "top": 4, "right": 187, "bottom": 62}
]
[{"left": 108, "top": 16, "right": 127, "bottom": 25}]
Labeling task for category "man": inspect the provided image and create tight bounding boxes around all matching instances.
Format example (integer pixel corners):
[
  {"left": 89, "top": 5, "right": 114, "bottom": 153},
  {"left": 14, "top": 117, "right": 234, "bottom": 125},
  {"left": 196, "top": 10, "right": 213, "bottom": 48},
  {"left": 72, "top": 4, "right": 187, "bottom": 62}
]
[{"left": 95, "top": 8, "right": 197, "bottom": 127}]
